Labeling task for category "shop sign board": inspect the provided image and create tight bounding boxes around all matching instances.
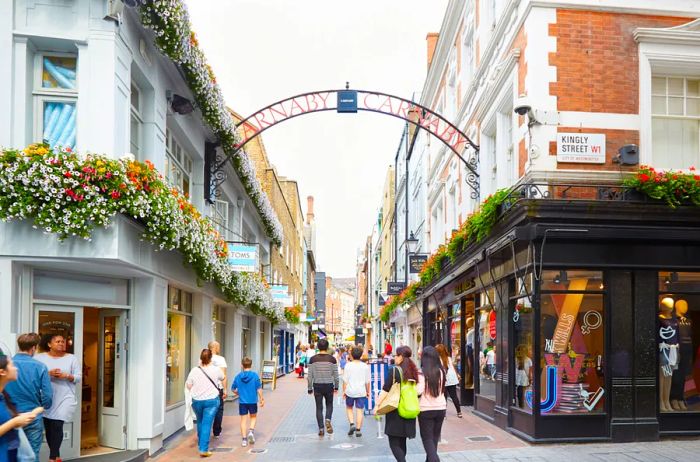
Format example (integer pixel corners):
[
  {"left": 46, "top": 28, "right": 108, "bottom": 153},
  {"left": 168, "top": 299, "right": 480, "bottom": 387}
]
[
  {"left": 337, "top": 90, "right": 358, "bottom": 113},
  {"left": 227, "top": 243, "right": 258, "bottom": 272},
  {"left": 270, "top": 285, "right": 292, "bottom": 306},
  {"left": 489, "top": 311, "right": 497, "bottom": 340},
  {"left": 261, "top": 359, "right": 277, "bottom": 390},
  {"left": 409, "top": 254, "right": 428, "bottom": 273},
  {"left": 388, "top": 282, "right": 406, "bottom": 295},
  {"left": 557, "top": 133, "right": 606, "bottom": 164},
  {"left": 454, "top": 278, "right": 476, "bottom": 296}
]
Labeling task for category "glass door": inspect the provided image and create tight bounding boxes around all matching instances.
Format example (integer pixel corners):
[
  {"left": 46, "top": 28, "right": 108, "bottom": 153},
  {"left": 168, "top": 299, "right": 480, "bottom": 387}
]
[
  {"left": 35, "top": 305, "right": 83, "bottom": 461},
  {"left": 98, "top": 310, "right": 128, "bottom": 449}
]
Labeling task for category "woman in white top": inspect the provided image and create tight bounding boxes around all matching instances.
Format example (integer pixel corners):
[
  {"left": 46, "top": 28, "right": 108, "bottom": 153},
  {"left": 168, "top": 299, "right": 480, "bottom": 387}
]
[
  {"left": 436, "top": 344, "right": 462, "bottom": 418},
  {"left": 186, "top": 349, "right": 224, "bottom": 458},
  {"left": 36, "top": 334, "right": 81, "bottom": 462}
]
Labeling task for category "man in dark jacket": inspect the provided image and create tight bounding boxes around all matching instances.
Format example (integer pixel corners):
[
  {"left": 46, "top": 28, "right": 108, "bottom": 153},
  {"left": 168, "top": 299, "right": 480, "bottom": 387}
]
[{"left": 307, "top": 338, "right": 339, "bottom": 436}]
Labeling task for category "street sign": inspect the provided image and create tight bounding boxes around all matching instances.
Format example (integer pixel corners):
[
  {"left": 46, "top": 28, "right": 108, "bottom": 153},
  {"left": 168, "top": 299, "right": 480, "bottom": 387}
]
[
  {"left": 409, "top": 254, "right": 428, "bottom": 274},
  {"left": 557, "top": 133, "right": 606, "bottom": 164},
  {"left": 337, "top": 90, "right": 358, "bottom": 113},
  {"left": 388, "top": 282, "right": 406, "bottom": 295}
]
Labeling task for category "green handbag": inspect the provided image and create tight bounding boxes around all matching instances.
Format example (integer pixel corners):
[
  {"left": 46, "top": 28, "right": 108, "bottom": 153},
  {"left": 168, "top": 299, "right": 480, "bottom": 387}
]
[{"left": 396, "top": 367, "right": 421, "bottom": 419}]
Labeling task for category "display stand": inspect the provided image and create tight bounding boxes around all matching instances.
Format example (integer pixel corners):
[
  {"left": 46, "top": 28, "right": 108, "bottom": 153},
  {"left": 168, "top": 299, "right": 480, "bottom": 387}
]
[{"left": 261, "top": 359, "right": 277, "bottom": 390}]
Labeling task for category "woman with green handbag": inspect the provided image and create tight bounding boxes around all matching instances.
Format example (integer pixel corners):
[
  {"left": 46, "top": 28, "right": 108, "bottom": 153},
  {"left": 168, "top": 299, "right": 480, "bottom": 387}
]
[
  {"left": 374, "top": 346, "right": 419, "bottom": 462},
  {"left": 417, "top": 346, "right": 447, "bottom": 462}
]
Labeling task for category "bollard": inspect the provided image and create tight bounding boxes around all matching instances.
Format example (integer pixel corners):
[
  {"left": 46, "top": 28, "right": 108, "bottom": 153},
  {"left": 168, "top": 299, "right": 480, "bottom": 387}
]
[{"left": 375, "top": 414, "right": 384, "bottom": 439}]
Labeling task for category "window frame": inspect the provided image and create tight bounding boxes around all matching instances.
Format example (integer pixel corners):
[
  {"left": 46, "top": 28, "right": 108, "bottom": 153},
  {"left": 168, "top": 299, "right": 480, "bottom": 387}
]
[
  {"left": 165, "top": 129, "right": 194, "bottom": 196},
  {"left": 33, "top": 53, "right": 79, "bottom": 149},
  {"left": 130, "top": 82, "right": 143, "bottom": 158}
]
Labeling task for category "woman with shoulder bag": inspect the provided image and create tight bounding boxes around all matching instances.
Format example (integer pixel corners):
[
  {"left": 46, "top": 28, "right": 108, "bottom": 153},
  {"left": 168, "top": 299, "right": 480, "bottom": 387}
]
[
  {"left": 374, "top": 346, "right": 419, "bottom": 462},
  {"left": 436, "top": 344, "right": 462, "bottom": 418},
  {"left": 417, "top": 346, "right": 447, "bottom": 462},
  {"left": 186, "top": 349, "right": 224, "bottom": 458}
]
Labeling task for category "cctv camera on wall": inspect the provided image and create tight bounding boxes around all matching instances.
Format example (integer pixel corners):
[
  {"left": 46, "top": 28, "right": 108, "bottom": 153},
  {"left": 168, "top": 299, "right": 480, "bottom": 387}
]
[{"left": 514, "top": 95, "right": 532, "bottom": 116}]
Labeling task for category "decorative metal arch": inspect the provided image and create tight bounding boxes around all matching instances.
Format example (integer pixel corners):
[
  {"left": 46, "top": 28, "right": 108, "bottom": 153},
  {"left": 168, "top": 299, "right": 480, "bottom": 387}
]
[{"left": 206, "top": 87, "right": 480, "bottom": 202}]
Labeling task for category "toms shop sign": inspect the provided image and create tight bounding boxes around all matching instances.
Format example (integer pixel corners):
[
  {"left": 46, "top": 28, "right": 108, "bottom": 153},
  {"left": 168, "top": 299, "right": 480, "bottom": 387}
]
[{"left": 557, "top": 133, "right": 606, "bottom": 164}]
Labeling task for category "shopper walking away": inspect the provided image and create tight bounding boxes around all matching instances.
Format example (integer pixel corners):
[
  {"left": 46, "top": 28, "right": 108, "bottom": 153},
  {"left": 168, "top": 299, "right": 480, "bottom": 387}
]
[
  {"left": 231, "top": 357, "right": 263, "bottom": 447},
  {"left": 1, "top": 349, "right": 42, "bottom": 462},
  {"left": 417, "top": 346, "right": 447, "bottom": 462},
  {"left": 435, "top": 344, "right": 461, "bottom": 418},
  {"left": 5, "top": 333, "right": 53, "bottom": 460},
  {"left": 297, "top": 345, "right": 307, "bottom": 378},
  {"left": 207, "top": 341, "right": 227, "bottom": 439},
  {"left": 383, "top": 339, "right": 393, "bottom": 358},
  {"left": 375, "top": 346, "right": 419, "bottom": 462},
  {"left": 36, "top": 335, "right": 81, "bottom": 462},
  {"left": 307, "top": 339, "right": 338, "bottom": 436},
  {"left": 342, "top": 347, "right": 370, "bottom": 437},
  {"left": 185, "top": 349, "right": 224, "bottom": 457}
]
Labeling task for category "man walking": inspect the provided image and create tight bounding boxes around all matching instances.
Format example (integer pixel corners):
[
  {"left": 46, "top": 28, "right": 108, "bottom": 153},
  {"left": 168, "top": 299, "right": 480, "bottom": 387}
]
[
  {"left": 208, "top": 341, "right": 227, "bottom": 438},
  {"left": 5, "top": 333, "right": 53, "bottom": 461},
  {"left": 342, "top": 347, "right": 370, "bottom": 437},
  {"left": 307, "top": 339, "right": 339, "bottom": 436}
]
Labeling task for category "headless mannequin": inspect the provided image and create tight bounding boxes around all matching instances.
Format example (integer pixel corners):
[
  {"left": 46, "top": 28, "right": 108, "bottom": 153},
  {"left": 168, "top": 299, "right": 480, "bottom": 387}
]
[
  {"left": 671, "top": 299, "right": 693, "bottom": 411},
  {"left": 658, "top": 297, "right": 679, "bottom": 412}
]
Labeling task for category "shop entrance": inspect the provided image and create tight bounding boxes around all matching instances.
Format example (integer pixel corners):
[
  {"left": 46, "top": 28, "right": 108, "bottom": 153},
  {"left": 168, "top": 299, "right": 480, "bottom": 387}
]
[{"left": 35, "top": 305, "right": 128, "bottom": 459}]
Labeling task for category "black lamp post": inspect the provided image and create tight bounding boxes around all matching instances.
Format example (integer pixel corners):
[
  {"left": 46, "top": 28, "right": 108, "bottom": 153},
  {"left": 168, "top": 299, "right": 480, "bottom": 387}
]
[{"left": 404, "top": 231, "right": 419, "bottom": 285}]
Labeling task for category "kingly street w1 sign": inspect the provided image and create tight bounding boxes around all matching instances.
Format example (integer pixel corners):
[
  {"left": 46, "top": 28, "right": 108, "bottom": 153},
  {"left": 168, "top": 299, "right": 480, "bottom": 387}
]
[{"left": 557, "top": 133, "right": 606, "bottom": 164}]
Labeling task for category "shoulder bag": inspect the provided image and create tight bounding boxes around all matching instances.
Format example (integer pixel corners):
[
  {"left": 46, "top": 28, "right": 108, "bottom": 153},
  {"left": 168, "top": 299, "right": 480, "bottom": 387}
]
[
  {"left": 446, "top": 358, "right": 459, "bottom": 386},
  {"left": 375, "top": 366, "right": 401, "bottom": 415},
  {"left": 199, "top": 366, "right": 224, "bottom": 402}
]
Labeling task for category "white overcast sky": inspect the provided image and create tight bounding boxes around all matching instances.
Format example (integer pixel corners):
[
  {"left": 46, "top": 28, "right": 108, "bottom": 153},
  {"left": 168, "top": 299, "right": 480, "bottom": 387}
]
[{"left": 185, "top": 0, "right": 448, "bottom": 278}]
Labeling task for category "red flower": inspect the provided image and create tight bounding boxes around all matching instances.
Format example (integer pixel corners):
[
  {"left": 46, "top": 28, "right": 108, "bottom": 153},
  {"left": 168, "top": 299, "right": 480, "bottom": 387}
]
[
  {"left": 690, "top": 166, "right": 696, "bottom": 171},
  {"left": 639, "top": 173, "right": 650, "bottom": 182},
  {"left": 63, "top": 172, "right": 72, "bottom": 178},
  {"left": 65, "top": 147, "right": 72, "bottom": 152},
  {"left": 110, "top": 190, "right": 121, "bottom": 199}
]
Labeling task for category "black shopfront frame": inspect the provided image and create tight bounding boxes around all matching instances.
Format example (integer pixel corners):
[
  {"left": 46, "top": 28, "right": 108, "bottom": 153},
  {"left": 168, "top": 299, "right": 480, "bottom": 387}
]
[{"left": 418, "top": 200, "right": 700, "bottom": 442}]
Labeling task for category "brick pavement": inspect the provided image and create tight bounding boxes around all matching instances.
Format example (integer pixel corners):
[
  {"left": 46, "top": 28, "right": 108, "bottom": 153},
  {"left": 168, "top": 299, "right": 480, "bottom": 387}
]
[{"left": 151, "top": 372, "right": 700, "bottom": 462}]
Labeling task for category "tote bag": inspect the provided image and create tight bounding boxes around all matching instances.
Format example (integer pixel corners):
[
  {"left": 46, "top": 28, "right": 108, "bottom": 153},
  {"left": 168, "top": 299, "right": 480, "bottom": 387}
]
[
  {"left": 446, "top": 358, "right": 459, "bottom": 387},
  {"left": 376, "top": 367, "right": 401, "bottom": 415},
  {"left": 397, "top": 376, "right": 420, "bottom": 419}
]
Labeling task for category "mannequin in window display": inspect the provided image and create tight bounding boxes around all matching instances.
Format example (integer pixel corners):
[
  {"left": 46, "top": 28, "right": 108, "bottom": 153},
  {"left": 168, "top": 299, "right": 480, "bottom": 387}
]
[
  {"left": 465, "top": 317, "right": 474, "bottom": 388},
  {"left": 658, "top": 297, "right": 680, "bottom": 412},
  {"left": 671, "top": 299, "right": 693, "bottom": 411}
]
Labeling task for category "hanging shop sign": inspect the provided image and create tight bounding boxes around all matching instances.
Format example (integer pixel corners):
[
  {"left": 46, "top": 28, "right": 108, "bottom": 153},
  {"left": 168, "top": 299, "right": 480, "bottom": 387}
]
[
  {"left": 488, "top": 310, "right": 497, "bottom": 340},
  {"left": 556, "top": 133, "right": 606, "bottom": 164},
  {"left": 270, "top": 284, "right": 292, "bottom": 307},
  {"left": 409, "top": 254, "right": 429, "bottom": 274},
  {"left": 226, "top": 243, "right": 258, "bottom": 272},
  {"left": 388, "top": 282, "right": 406, "bottom": 295}
]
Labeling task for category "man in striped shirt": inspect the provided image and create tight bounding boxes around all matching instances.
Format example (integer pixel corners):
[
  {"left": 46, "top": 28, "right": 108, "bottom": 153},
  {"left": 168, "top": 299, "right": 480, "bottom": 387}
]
[{"left": 307, "top": 338, "right": 339, "bottom": 436}]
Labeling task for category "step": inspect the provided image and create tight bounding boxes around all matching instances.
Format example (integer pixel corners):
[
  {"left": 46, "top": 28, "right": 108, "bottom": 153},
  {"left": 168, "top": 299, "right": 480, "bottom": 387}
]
[{"left": 75, "top": 449, "right": 148, "bottom": 462}]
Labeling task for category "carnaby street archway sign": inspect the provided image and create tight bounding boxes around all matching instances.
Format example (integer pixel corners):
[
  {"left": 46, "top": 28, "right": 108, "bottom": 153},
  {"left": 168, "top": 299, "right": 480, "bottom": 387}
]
[{"left": 205, "top": 86, "right": 480, "bottom": 202}]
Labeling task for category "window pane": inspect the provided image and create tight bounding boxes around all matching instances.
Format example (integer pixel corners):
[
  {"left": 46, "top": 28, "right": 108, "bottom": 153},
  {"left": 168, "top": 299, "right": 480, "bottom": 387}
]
[
  {"left": 540, "top": 293, "right": 605, "bottom": 414},
  {"left": 652, "top": 77, "right": 666, "bottom": 95},
  {"left": 168, "top": 286, "right": 181, "bottom": 311},
  {"left": 687, "top": 98, "right": 700, "bottom": 117},
  {"left": 652, "top": 96, "right": 666, "bottom": 115},
  {"left": 478, "top": 305, "right": 497, "bottom": 400},
  {"left": 668, "top": 78, "right": 684, "bottom": 96},
  {"left": 43, "top": 101, "right": 76, "bottom": 149},
  {"left": 669, "top": 97, "right": 684, "bottom": 116},
  {"left": 130, "top": 84, "right": 139, "bottom": 111},
  {"left": 513, "top": 297, "right": 534, "bottom": 413},
  {"left": 687, "top": 80, "right": 700, "bottom": 97},
  {"left": 659, "top": 271, "right": 700, "bottom": 292},
  {"left": 102, "top": 316, "right": 116, "bottom": 408},
  {"left": 166, "top": 312, "right": 190, "bottom": 405},
  {"left": 540, "top": 270, "right": 603, "bottom": 292},
  {"left": 37, "top": 310, "right": 76, "bottom": 354},
  {"left": 130, "top": 115, "right": 140, "bottom": 156},
  {"left": 42, "top": 56, "right": 77, "bottom": 90},
  {"left": 653, "top": 118, "right": 700, "bottom": 169}
]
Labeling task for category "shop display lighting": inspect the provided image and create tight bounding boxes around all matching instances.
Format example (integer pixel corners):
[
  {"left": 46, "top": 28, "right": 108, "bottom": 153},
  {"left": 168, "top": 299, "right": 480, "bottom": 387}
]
[
  {"left": 664, "top": 272, "right": 680, "bottom": 285},
  {"left": 553, "top": 270, "right": 569, "bottom": 285}
]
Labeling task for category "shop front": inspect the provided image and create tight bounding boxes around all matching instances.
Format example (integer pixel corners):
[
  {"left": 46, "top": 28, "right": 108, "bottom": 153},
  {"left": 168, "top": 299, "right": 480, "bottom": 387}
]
[{"left": 419, "top": 192, "right": 700, "bottom": 442}]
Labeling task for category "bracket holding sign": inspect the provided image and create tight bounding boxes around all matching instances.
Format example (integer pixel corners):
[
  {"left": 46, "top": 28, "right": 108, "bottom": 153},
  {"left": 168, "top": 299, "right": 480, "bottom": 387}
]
[{"left": 261, "top": 359, "right": 277, "bottom": 390}]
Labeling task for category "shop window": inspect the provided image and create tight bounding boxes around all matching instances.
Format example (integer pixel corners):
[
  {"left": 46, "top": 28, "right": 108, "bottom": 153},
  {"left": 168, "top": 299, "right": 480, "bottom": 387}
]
[
  {"left": 260, "top": 320, "right": 266, "bottom": 359},
  {"left": 477, "top": 288, "right": 497, "bottom": 400},
  {"left": 464, "top": 298, "right": 475, "bottom": 390},
  {"left": 166, "top": 286, "right": 192, "bottom": 406},
  {"left": 512, "top": 273, "right": 534, "bottom": 412},
  {"left": 540, "top": 270, "right": 605, "bottom": 414},
  {"left": 212, "top": 305, "right": 226, "bottom": 352},
  {"left": 449, "top": 302, "right": 461, "bottom": 372},
  {"left": 657, "top": 272, "right": 700, "bottom": 413},
  {"left": 35, "top": 54, "right": 78, "bottom": 150}
]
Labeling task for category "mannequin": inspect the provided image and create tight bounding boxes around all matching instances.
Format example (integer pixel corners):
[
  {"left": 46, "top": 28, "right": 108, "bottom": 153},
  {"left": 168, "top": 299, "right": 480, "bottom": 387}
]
[
  {"left": 658, "top": 297, "right": 679, "bottom": 412},
  {"left": 671, "top": 299, "right": 693, "bottom": 411},
  {"left": 466, "top": 317, "right": 475, "bottom": 388}
]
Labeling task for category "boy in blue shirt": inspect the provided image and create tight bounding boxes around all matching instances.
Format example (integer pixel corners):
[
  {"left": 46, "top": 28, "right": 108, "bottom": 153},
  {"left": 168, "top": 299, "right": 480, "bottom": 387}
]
[{"left": 231, "top": 357, "right": 264, "bottom": 447}]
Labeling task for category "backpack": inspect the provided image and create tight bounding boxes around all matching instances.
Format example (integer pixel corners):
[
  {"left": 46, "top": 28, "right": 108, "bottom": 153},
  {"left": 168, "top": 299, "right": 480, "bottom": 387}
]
[{"left": 395, "top": 367, "right": 421, "bottom": 419}]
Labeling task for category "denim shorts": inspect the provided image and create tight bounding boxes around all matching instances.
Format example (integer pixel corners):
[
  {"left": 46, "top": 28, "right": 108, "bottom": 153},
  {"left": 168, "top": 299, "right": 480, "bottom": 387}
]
[
  {"left": 345, "top": 396, "right": 368, "bottom": 409},
  {"left": 239, "top": 403, "right": 258, "bottom": 415}
]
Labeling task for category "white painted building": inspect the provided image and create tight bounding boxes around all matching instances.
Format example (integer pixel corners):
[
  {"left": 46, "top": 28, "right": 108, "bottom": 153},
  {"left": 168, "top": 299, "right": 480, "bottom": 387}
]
[{"left": 0, "top": 1, "right": 277, "bottom": 458}]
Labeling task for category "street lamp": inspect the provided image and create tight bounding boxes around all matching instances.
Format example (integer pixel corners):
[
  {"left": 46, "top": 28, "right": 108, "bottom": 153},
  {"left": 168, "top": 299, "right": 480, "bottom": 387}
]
[{"left": 404, "top": 231, "right": 419, "bottom": 284}]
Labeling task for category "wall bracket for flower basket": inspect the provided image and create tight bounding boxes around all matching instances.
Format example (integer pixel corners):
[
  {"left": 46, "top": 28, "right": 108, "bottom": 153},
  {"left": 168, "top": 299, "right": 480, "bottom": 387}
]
[{"left": 204, "top": 87, "right": 480, "bottom": 203}]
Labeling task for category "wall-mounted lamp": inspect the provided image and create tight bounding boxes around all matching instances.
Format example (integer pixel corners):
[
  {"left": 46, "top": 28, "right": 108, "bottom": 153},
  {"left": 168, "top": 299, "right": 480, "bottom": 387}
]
[
  {"left": 167, "top": 90, "right": 195, "bottom": 115},
  {"left": 553, "top": 270, "right": 569, "bottom": 285}
]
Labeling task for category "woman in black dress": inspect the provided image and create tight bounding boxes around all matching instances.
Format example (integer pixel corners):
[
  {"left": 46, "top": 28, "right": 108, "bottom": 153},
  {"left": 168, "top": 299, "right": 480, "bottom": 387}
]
[{"left": 375, "top": 345, "right": 419, "bottom": 462}]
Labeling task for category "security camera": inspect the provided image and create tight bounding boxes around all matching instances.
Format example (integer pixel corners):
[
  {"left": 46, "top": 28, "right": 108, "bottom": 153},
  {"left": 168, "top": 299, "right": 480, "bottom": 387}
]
[{"left": 514, "top": 95, "right": 532, "bottom": 116}]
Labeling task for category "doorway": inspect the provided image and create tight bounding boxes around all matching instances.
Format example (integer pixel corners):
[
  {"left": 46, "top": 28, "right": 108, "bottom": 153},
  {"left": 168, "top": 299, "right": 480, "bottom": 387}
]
[{"left": 36, "top": 305, "right": 128, "bottom": 458}]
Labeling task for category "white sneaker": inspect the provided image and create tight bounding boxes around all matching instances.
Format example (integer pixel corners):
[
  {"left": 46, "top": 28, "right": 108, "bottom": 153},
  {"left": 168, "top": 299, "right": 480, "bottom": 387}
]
[
  {"left": 242, "top": 438, "right": 248, "bottom": 447},
  {"left": 247, "top": 431, "right": 255, "bottom": 444}
]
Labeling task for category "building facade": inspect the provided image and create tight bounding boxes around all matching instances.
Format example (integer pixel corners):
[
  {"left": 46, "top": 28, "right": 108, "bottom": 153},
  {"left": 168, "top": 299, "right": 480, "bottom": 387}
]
[
  {"left": 403, "top": 0, "right": 700, "bottom": 444},
  {"left": 0, "top": 1, "right": 282, "bottom": 457}
]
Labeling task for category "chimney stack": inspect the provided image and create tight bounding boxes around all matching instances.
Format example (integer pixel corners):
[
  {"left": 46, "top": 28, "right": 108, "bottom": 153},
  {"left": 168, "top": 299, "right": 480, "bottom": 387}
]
[
  {"left": 306, "top": 196, "right": 315, "bottom": 224},
  {"left": 426, "top": 32, "right": 439, "bottom": 70}
]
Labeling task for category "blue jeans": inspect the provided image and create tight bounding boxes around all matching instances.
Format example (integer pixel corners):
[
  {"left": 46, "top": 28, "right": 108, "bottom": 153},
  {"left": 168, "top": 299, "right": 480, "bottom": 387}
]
[
  {"left": 192, "top": 398, "right": 219, "bottom": 453},
  {"left": 23, "top": 417, "right": 43, "bottom": 461}
]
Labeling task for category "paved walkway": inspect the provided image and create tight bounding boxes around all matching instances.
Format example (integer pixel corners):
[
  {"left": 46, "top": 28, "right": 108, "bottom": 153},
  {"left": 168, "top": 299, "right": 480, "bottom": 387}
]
[{"left": 152, "top": 373, "right": 700, "bottom": 462}]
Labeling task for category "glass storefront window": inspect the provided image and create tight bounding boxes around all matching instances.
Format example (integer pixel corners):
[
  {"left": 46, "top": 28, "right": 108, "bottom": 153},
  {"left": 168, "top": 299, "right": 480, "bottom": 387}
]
[
  {"left": 449, "top": 302, "right": 462, "bottom": 375},
  {"left": 513, "top": 290, "right": 534, "bottom": 412},
  {"left": 477, "top": 289, "right": 498, "bottom": 400},
  {"left": 657, "top": 272, "right": 700, "bottom": 413},
  {"left": 166, "top": 286, "right": 192, "bottom": 406},
  {"left": 540, "top": 270, "right": 605, "bottom": 414},
  {"left": 464, "top": 299, "right": 475, "bottom": 390}
]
